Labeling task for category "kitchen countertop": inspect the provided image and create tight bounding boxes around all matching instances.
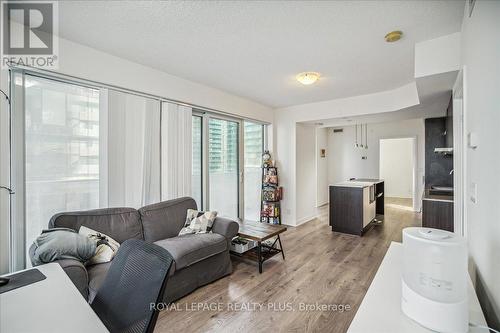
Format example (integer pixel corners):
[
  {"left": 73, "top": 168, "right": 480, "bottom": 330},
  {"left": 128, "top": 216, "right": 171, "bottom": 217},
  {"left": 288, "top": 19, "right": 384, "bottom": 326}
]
[
  {"left": 351, "top": 178, "right": 384, "bottom": 184},
  {"left": 423, "top": 189, "right": 454, "bottom": 203},
  {"left": 330, "top": 179, "right": 383, "bottom": 188}
]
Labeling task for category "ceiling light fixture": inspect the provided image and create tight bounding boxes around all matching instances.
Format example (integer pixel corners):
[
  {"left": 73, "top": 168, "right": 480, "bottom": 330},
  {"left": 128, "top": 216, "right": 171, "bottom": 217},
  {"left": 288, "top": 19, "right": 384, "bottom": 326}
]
[
  {"left": 296, "top": 72, "right": 320, "bottom": 85},
  {"left": 385, "top": 30, "right": 403, "bottom": 43}
]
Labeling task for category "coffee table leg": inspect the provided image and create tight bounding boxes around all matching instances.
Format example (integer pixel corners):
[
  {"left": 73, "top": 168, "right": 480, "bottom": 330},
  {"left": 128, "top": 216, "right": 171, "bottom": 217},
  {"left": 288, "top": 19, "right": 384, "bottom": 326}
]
[
  {"left": 257, "top": 242, "right": 263, "bottom": 273},
  {"left": 278, "top": 235, "right": 285, "bottom": 260}
]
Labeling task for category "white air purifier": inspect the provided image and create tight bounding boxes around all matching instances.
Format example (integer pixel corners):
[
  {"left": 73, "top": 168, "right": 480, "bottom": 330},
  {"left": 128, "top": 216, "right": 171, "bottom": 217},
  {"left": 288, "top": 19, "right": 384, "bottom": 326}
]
[{"left": 401, "top": 227, "right": 468, "bottom": 333}]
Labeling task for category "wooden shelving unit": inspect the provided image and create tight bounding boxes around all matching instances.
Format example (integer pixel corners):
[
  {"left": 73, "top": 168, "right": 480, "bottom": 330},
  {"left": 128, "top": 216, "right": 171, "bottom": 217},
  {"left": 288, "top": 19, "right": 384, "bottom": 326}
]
[{"left": 260, "top": 166, "right": 282, "bottom": 224}]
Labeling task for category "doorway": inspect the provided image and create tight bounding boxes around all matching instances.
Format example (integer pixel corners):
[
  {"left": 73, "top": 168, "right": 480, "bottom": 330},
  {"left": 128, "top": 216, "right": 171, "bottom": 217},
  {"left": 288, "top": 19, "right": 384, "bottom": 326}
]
[{"left": 379, "top": 137, "right": 417, "bottom": 211}]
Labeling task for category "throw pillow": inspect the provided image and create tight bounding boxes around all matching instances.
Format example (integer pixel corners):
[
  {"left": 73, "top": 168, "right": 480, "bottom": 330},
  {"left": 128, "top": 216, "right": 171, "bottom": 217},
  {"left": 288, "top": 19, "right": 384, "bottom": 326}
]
[
  {"left": 179, "top": 209, "right": 217, "bottom": 236},
  {"left": 79, "top": 226, "right": 120, "bottom": 265}
]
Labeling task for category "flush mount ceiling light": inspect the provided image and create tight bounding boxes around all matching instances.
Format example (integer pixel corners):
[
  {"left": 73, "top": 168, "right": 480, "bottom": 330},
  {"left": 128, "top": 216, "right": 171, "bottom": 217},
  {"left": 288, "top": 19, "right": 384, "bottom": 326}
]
[
  {"left": 296, "top": 72, "right": 320, "bottom": 85},
  {"left": 385, "top": 30, "right": 403, "bottom": 42}
]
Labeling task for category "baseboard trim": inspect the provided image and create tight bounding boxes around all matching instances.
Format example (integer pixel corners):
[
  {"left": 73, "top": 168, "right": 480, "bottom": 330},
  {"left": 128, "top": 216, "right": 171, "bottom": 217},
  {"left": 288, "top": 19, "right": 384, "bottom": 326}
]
[{"left": 296, "top": 214, "right": 318, "bottom": 226}]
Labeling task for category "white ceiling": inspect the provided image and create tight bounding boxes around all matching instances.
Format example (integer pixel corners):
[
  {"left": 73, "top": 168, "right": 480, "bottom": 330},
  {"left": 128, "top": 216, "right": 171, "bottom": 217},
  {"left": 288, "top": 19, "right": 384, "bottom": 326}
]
[{"left": 57, "top": 1, "right": 464, "bottom": 108}]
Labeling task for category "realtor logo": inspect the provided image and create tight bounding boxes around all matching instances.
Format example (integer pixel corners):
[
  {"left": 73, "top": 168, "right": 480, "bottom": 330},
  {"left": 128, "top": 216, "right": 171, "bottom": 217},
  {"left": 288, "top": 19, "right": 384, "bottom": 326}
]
[{"left": 1, "top": 1, "right": 59, "bottom": 68}]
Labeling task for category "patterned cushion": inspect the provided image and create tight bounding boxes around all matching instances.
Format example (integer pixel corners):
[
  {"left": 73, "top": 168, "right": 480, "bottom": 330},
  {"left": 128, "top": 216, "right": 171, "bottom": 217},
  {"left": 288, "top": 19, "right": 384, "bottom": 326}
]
[{"left": 178, "top": 209, "right": 217, "bottom": 235}]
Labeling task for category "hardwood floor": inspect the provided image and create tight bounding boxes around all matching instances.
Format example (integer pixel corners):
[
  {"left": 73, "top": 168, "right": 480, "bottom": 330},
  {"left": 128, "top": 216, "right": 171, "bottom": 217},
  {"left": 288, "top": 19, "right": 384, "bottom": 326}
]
[{"left": 155, "top": 198, "right": 420, "bottom": 333}]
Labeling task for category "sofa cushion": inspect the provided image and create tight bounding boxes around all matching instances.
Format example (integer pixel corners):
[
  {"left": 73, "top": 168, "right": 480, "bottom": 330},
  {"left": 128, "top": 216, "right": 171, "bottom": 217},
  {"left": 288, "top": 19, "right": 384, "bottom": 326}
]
[
  {"left": 87, "top": 262, "right": 111, "bottom": 303},
  {"left": 139, "top": 197, "right": 197, "bottom": 242},
  {"left": 154, "top": 233, "right": 227, "bottom": 274},
  {"left": 49, "top": 208, "right": 143, "bottom": 244}
]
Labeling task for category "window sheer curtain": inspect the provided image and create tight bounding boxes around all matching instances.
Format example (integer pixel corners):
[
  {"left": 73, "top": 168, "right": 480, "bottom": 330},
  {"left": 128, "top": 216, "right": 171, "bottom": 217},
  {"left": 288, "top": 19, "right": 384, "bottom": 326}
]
[
  {"left": 18, "top": 75, "right": 102, "bottom": 268},
  {"left": 107, "top": 90, "right": 161, "bottom": 208},
  {"left": 161, "top": 102, "right": 193, "bottom": 201}
]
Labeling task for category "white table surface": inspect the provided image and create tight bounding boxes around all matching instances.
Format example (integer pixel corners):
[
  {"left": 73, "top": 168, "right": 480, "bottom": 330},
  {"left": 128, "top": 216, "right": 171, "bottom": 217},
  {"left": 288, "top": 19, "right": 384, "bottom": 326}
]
[
  {"left": 348, "top": 242, "right": 488, "bottom": 333},
  {"left": 1, "top": 263, "right": 109, "bottom": 333}
]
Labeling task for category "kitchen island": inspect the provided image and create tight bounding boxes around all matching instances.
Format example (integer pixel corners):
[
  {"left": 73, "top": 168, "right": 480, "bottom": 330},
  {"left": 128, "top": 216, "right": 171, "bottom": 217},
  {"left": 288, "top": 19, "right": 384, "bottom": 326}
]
[{"left": 329, "top": 179, "right": 384, "bottom": 236}]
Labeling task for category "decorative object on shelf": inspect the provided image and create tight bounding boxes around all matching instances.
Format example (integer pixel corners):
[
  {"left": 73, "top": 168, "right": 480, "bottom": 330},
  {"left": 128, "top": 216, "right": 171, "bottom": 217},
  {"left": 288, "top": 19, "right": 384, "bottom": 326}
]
[
  {"left": 260, "top": 151, "right": 282, "bottom": 224},
  {"left": 262, "top": 150, "right": 272, "bottom": 167}
]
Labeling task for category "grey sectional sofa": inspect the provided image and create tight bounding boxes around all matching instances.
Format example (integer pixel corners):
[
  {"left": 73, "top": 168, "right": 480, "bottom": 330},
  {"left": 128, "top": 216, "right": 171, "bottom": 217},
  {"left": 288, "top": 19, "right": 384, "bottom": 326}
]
[{"left": 37, "top": 197, "right": 239, "bottom": 303}]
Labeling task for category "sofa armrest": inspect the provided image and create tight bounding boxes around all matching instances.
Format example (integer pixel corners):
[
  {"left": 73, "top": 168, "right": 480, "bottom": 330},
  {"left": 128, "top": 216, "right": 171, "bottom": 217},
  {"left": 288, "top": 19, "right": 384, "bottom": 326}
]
[
  {"left": 212, "top": 217, "right": 239, "bottom": 242},
  {"left": 54, "top": 259, "right": 89, "bottom": 300}
]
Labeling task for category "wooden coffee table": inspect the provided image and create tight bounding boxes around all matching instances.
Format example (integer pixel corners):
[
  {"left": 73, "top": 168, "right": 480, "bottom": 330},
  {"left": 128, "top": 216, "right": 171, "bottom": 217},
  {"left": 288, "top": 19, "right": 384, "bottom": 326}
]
[{"left": 231, "top": 220, "right": 287, "bottom": 273}]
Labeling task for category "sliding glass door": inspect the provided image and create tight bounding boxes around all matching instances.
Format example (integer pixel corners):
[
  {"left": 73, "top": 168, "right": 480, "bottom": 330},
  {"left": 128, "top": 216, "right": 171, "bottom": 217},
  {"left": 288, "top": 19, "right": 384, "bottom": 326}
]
[
  {"left": 208, "top": 117, "right": 239, "bottom": 219},
  {"left": 24, "top": 75, "right": 101, "bottom": 258},
  {"left": 191, "top": 114, "right": 267, "bottom": 220},
  {"left": 243, "top": 121, "right": 264, "bottom": 221}
]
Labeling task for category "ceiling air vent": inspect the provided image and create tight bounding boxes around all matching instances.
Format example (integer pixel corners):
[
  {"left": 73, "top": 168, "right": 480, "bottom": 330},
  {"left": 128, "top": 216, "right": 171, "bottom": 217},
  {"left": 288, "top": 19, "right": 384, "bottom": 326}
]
[{"left": 333, "top": 128, "right": 344, "bottom": 133}]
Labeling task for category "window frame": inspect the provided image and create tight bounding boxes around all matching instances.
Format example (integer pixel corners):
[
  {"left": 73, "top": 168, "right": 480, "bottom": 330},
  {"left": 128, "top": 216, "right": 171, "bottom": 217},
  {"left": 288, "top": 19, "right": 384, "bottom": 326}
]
[
  {"left": 9, "top": 70, "right": 105, "bottom": 270},
  {"left": 6, "top": 67, "right": 270, "bottom": 271},
  {"left": 194, "top": 110, "right": 268, "bottom": 220},
  {"left": 191, "top": 112, "right": 204, "bottom": 210}
]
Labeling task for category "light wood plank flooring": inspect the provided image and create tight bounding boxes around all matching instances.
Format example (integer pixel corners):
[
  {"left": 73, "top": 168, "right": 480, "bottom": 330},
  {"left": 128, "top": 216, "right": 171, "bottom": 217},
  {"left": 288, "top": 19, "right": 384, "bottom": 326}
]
[{"left": 155, "top": 198, "right": 420, "bottom": 333}]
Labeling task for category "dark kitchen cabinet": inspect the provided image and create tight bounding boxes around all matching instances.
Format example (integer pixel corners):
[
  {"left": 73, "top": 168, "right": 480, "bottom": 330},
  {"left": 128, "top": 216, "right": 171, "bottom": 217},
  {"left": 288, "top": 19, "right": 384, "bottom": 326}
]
[
  {"left": 329, "top": 180, "right": 384, "bottom": 236},
  {"left": 422, "top": 199, "right": 454, "bottom": 232}
]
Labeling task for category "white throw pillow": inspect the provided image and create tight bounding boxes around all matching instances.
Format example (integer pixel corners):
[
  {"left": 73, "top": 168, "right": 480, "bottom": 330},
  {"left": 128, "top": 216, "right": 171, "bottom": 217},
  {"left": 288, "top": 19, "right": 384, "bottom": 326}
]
[
  {"left": 79, "top": 226, "right": 120, "bottom": 265},
  {"left": 179, "top": 209, "right": 217, "bottom": 236}
]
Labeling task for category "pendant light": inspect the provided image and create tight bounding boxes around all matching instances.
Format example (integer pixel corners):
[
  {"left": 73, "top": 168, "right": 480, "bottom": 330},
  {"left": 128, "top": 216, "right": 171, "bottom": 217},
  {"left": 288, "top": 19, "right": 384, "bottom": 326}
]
[
  {"left": 355, "top": 125, "right": 358, "bottom": 147},
  {"left": 365, "top": 123, "right": 368, "bottom": 149},
  {"left": 360, "top": 124, "right": 364, "bottom": 148}
]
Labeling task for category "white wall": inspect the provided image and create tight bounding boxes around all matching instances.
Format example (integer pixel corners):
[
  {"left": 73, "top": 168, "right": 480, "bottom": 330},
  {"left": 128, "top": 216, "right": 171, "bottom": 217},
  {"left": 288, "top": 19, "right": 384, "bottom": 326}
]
[
  {"left": 274, "top": 83, "right": 424, "bottom": 225},
  {"left": 380, "top": 138, "right": 414, "bottom": 198},
  {"left": 315, "top": 127, "right": 329, "bottom": 206},
  {"left": 327, "top": 119, "right": 424, "bottom": 211},
  {"left": 461, "top": 0, "right": 500, "bottom": 328},
  {"left": 54, "top": 38, "right": 273, "bottom": 122},
  {"left": 276, "top": 83, "right": 419, "bottom": 123},
  {"left": 295, "top": 124, "right": 317, "bottom": 224},
  {"left": 415, "top": 32, "right": 461, "bottom": 78}
]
